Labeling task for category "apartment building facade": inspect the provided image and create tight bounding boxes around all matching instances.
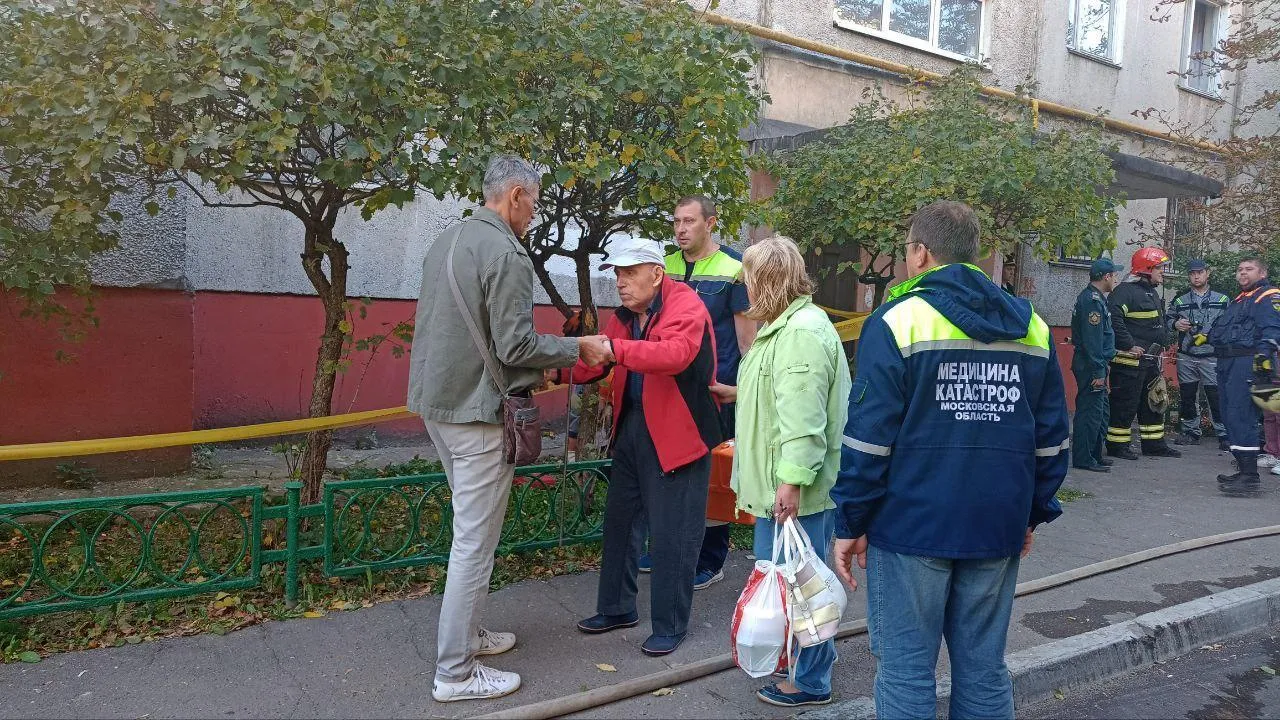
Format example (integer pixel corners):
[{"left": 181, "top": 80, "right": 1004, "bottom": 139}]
[{"left": 721, "top": 0, "right": 1260, "bottom": 323}]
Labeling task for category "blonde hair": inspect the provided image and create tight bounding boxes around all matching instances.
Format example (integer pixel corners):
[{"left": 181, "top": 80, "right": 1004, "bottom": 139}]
[{"left": 741, "top": 235, "right": 815, "bottom": 322}]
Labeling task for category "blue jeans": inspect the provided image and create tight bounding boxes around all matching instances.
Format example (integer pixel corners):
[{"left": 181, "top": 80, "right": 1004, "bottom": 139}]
[
  {"left": 752, "top": 510, "right": 837, "bottom": 696},
  {"left": 866, "top": 544, "right": 1019, "bottom": 719}
]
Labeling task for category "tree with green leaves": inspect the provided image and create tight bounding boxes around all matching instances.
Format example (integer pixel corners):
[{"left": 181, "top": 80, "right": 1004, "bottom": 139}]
[
  {"left": 757, "top": 67, "right": 1121, "bottom": 308},
  {"left": 476, "top": 0, "right": 760, "bottom": 331},
  {"left": 1, "top": 0, "right": 760, "bottom": 493},
  {"left": 1, "top": 0, "right": 527, "bottom": 501},
  {"left": 1136, "top": 0, "right": 1279, "bottom": 256}
]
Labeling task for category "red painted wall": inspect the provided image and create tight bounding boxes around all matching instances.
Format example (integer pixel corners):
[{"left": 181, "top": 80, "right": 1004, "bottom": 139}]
[
  {"left": 0, "top": 288, "right": 194, "bottom": 485},
  {"left": 0, "top": 287, "right": 612, "bottom": 486},
  {"left": 192, "top": 294, "right": 597, "bottom": 437},
  {"left": 1054, "top": 328, "right": 1077, "bottom": 412}
]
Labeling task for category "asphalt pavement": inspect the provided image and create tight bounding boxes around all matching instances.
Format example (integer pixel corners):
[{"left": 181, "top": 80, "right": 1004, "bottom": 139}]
[{"left": 2, "top": 440, "right": 1280, "bottom": 719}]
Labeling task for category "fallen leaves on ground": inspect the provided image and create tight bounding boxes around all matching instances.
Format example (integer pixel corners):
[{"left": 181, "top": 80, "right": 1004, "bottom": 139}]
[{"left": 595, "top": 663, "right": 617, "bottom": 672}]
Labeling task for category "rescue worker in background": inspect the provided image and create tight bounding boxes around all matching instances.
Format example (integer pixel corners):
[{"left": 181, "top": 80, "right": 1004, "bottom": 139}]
[
  {"left": 1106, "top": 247, "right": 1182, "bottom": 459},
  {"left": 1070, "top": 259, "right": 1120, "bottom": 473},
  {"left": 629, "top": 196, "right": 756, "bottom": 590},
  {"left": 1209, "top": 256, "right": 1280, "bottom": 492},
  {"left": 1168, "top": 259, "right": 1230, "bottom": 449}
]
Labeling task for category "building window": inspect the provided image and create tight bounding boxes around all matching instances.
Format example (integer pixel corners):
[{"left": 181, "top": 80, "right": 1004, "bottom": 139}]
[
  {"left": 1181, "top": 0, "right": 1224, "bottom": 95},
  {"left": 834, "top": 0, "right": 985, "bottom": 61},
  {"left": 1067, "top": 0, "right": 1123, "bottom": 63},
  {"left": 1167, "top": 196, "right": 1208, "bottom": 258}
]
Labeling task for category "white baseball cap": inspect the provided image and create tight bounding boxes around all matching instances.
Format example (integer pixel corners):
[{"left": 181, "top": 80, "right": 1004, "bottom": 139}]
[{"left": 599, "top": 238, "right": 665, "bottom": 270}]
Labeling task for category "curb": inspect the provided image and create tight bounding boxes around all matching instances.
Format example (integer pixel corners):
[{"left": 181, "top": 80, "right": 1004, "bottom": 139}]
[{"left": 801, "top": 577, "right": 1280, "bottom": 719}]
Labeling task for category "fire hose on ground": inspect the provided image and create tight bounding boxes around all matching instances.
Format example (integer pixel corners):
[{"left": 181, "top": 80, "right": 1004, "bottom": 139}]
[{"left": 475, "top": 524, "right": 1280, "bottom": 720}]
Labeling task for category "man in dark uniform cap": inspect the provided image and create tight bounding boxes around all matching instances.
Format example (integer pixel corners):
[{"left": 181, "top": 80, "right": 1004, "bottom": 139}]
[{"left": 1071, "top": 259, "right": 1121, "bottom": 472}]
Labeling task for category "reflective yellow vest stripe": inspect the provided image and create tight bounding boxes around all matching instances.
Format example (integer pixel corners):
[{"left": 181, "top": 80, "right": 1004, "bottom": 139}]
[
  {"left": 664, "top": 248, "right": 743, "bottom": 283},
  {"left": 880, "top": 295, "right": 1052, "bottom": 358}
]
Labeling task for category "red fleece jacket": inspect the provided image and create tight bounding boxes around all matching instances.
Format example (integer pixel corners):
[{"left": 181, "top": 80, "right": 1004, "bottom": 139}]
[{"left": 562, "top": 276, "right": 721, "bottom": 472}]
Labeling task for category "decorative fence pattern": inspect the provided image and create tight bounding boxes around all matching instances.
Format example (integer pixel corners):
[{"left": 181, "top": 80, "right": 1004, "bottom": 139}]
[{"left": 0, "top": 460, "right": 610, "bottom": 620}]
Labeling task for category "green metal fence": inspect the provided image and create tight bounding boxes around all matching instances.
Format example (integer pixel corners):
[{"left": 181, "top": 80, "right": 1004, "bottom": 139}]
[{"left": 0, "top": 460, "right": 610, "bottom": 620}]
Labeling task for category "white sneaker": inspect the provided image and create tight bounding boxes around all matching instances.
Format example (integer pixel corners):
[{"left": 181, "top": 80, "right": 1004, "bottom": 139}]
[
  {"left": 1271, "top": 464, "right": 1280, "bottom": 477},
  {"left": 476, "top": 627, "right": 516, "bottom": 656},
  {"left": 1258, "top": 454, "right": 1279, "bottom": 468},
  {"left": 432, "top": 664, "right": 522, "bottom": 702}
]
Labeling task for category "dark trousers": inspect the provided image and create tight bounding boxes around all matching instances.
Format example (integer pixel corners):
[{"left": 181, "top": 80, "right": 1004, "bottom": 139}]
[
  {"left": 696, "top": 403, "right": 736, "bottom": 573},
  {"left": 1178, "top": 382, "right": 1224, "bottom": 437},
  {"left": 1219, "top": 356, "right": 1263, "bottom": 462},
  {"left": 636, "top": 402, "right": 735, "bottom": 575},
  {"left": 1071, "top": 368, "right": 1109, "bottom": 468},
  {"left": 1107, "top": 363, "right": 1168, "bottom": 452},
  {"left": 598, "top": 409, "right": 709, "bottom": 637}
]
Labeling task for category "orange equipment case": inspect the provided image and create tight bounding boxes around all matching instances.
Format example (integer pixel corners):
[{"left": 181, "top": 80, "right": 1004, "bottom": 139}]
[{"left": 706, "top": 440, "right": 754, "bottom": 525}]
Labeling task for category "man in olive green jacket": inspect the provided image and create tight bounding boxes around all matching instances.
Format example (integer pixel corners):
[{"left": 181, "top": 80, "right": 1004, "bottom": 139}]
[{"left": 407, "top": 155, "right": 611, "bottom": 703}]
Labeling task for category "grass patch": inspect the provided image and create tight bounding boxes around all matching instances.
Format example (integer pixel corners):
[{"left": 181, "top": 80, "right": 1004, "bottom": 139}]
[
  {"left": 0, "top": 456, "right": 606, "bottom": 665},
  {"left": 2, "top": 537, "right": 603, "bottom": 664},
  {"left": 1056, "top": 487, "right": 1093, "bottom": 503}
]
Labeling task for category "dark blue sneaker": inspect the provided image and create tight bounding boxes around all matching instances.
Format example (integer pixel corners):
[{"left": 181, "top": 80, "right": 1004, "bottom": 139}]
[
  {"left": 756, "top": 683, "right": 833, "bottom": 707},
  {"left": 693, "top": 568, "right": 724, "bottom": 590},
  {"left": 576, "top": 612, "right": 639, "bottom": 635},
  {"left": 638, "top": 553, "right": 652, "bottom": 574},
  {"left": 641, "top": 632, "right": 686, "bottom": 656}
]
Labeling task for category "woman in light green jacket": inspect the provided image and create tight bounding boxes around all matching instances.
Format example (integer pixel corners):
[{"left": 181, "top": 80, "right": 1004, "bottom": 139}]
[{"left": 713, "top": 235, "right": 851, "bottom": 708}]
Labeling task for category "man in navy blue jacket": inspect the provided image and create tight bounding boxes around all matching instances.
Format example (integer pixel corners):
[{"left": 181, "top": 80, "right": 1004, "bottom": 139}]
[{"left": 831, "top": 201, "right": 1070, "bottom": 719}]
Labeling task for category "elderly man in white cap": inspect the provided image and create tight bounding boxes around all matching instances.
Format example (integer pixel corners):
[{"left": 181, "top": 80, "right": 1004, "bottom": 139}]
[{"left": 550, "top": 237, "right": 722, "bottom": 657}]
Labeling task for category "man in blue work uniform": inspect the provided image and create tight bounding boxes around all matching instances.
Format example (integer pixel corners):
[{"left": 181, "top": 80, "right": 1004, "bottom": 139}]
[
  {"left": 635, "top": 195, "right": 757, "bottom": 590},
  {"left": 1209, "top": 256, "right": 1280, "bottom": 492},
  {"left": 832, "top": 201, "right": 1069, "bottom": 719},
  {"left": 1168, "top": 259, "right": 1230, "bottom": 449},
  {"left": 1071, "top": 259, "right": 1120, "bottom": 472}
]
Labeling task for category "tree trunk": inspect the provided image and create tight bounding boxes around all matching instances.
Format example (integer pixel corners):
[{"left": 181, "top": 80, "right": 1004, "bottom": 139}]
[
  {"left": 298, "top": 224, "right": 350, "bottom": 506},
  {"left": 574, "top": 254, "right": 600, "bottom": 332},
  {"left": 529, "top": 246, "right": 574, "bottom": 321},
  {"left": 871, "top": 279, "right": 890, "bottom": 309}
]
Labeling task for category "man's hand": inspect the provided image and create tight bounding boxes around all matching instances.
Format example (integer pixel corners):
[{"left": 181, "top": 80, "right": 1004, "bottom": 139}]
[
  {"left": 543, "top": 369, "right": 560, "bottom": 389},
  {"left": 577, "top": 335, "right": 614, "bottom": 367},
  {"left": 1021, "top": 528, "right": 1034, "bottom": 559},
  {"left": 1174, "top": 318, "right": 1192, "bottom": 332},
  {"left": 709, "top": 383, "right": 737, "bottom": 403},
  {"left": 1129, "top": 346, "right": 1145, "bottom": 357},
  {"left": 833, "top": 535, "right": 868, "bottom": 591},
  {"left": 772, "top": 483, "right": 801, "bottom": 524}
]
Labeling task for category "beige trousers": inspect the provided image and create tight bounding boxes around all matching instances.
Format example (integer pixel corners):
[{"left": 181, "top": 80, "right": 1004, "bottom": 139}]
[{"left": 424, "top": 420, "right": 514, "bottom": 682}]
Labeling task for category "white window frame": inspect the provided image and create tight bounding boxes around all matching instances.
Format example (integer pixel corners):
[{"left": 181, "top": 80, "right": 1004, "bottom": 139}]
[
  {"left": 1179, "top": 0, "right": 1227, "bottom": 98},
  {"left": 832, "top": 0, "right": 989, "bottom": 64},
  {"left": 1066, "top": 0, "right": 1125, "bottom": 66}
]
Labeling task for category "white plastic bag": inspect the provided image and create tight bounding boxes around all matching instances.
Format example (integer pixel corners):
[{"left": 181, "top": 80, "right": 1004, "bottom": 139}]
[
  {"left": 731, "top": 533, "right": 790, "bottom": 678},
  {"left": 780, "top": 517, "right": 847, "bottom": 648}
]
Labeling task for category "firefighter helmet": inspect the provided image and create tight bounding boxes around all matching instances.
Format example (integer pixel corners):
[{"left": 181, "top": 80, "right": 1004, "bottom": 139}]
[{"left": 1130, "top": 247, "right": 1171, "bottom": 276}]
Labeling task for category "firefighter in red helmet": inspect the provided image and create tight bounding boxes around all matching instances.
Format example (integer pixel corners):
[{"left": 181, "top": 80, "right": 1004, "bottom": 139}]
[{"left": 1105, "top": 247, "right": 1182, "bottom": 459}]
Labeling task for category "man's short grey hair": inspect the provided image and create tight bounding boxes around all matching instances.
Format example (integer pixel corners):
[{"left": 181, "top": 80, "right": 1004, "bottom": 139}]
[
  {"left": 483, "top": 155, "right": 541, "bottom": 202},
  {"left": 908, "top": 200, "right": 980, "bottom": 265}
]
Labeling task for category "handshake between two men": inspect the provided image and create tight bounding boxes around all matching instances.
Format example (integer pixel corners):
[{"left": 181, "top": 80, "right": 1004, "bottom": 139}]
[
  {"left": 575, "top": 335, "right": 615, "bottom": 368},
  {"left": 543, "top": 335, "right": 613, "bottom": 391}
]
